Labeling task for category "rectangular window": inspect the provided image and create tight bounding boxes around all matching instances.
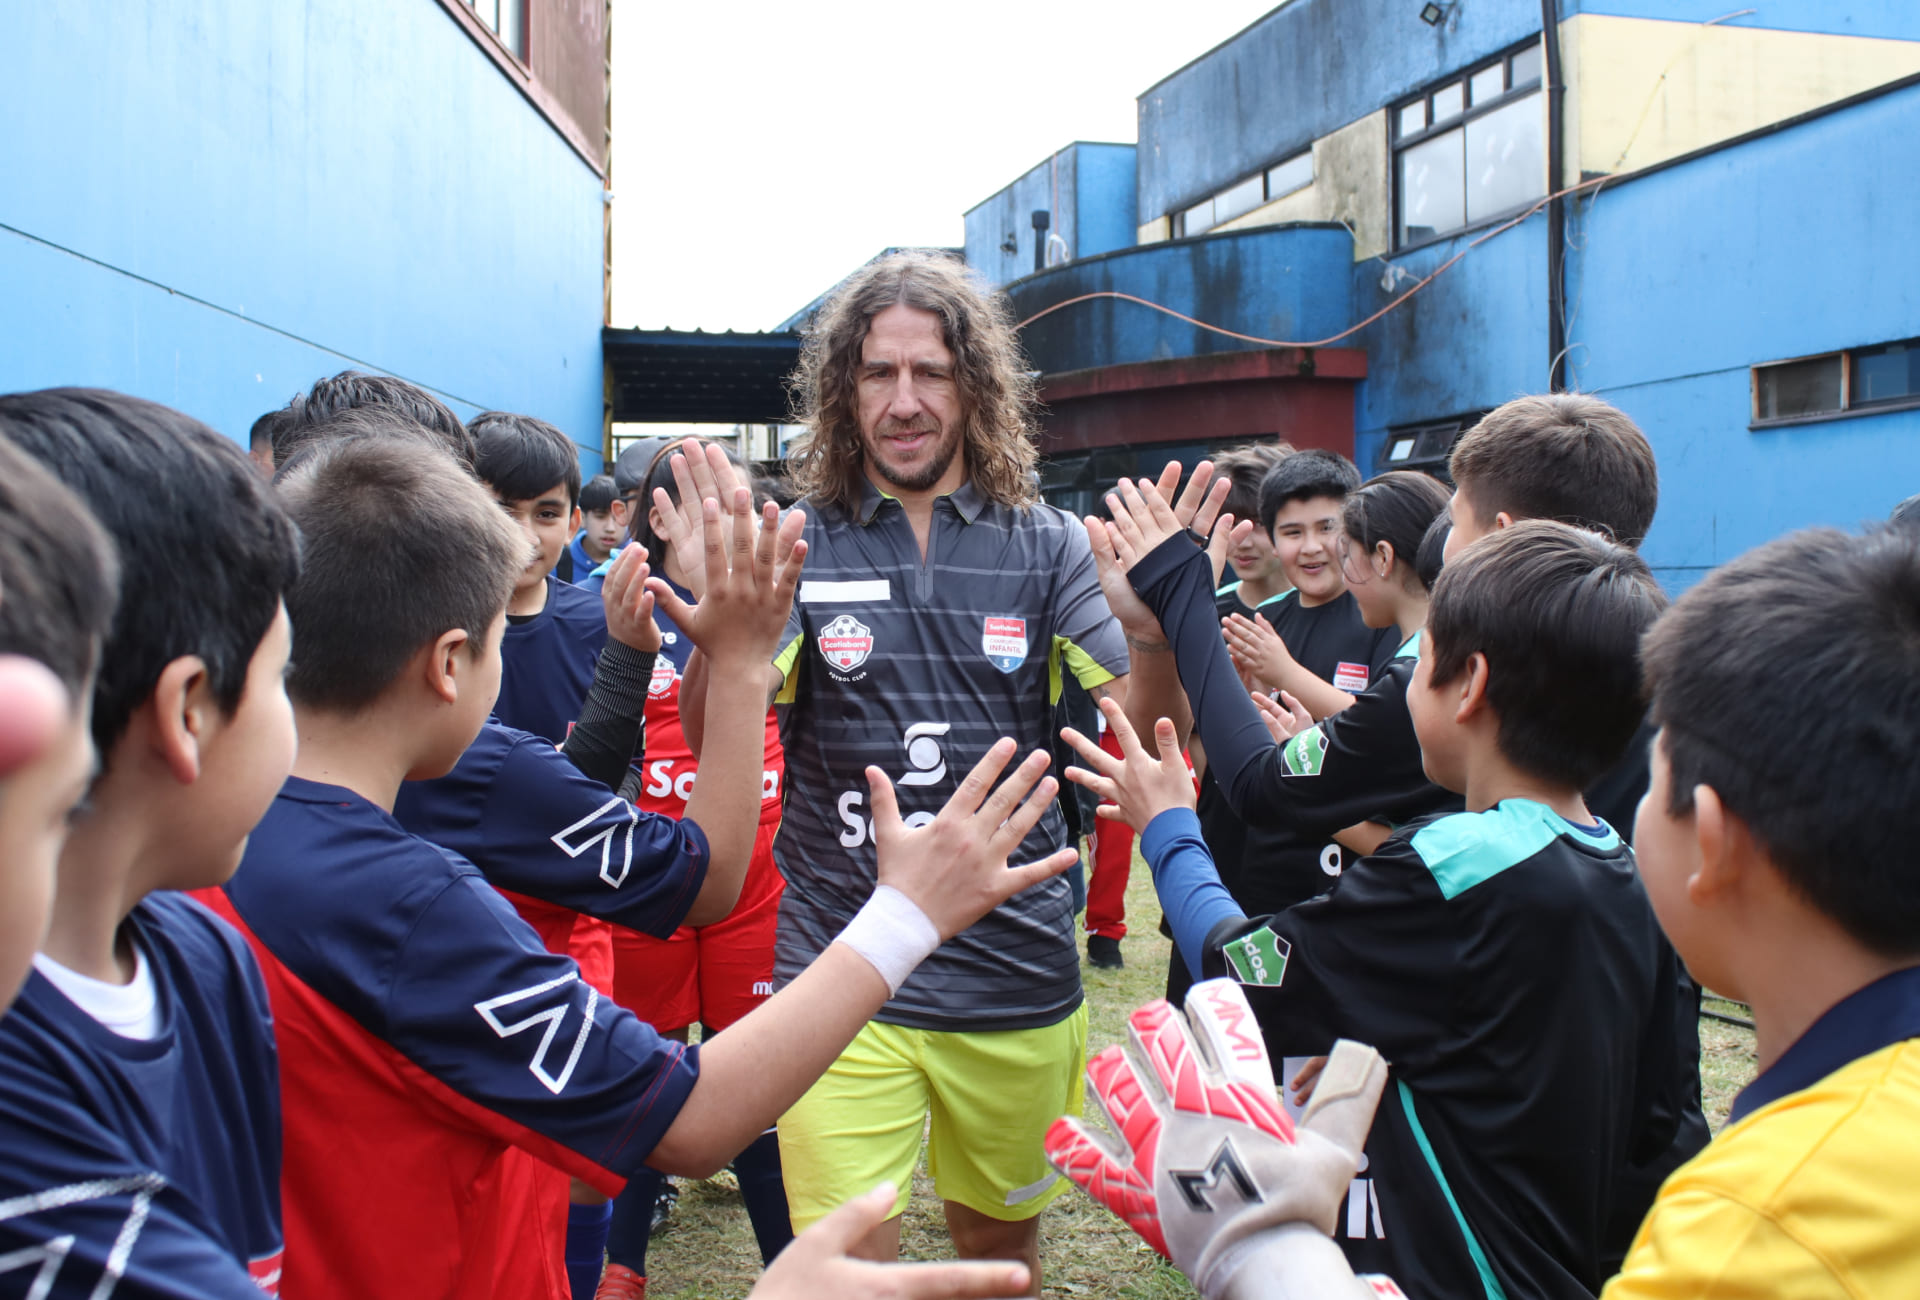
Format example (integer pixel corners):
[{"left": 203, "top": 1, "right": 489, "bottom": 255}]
[
  {"left": 1852, "top": 340, "right": 1920, "bottom": 408},
  {"left": 1393, "top": 40, "right": 1545, "bottom": 248},
  {"left": 1379, "top": 414, "right": 1487, "bottom": 477},
  {"left": 1266, "top": 151, "right": 1314, "bottom": 201},
  {"left": 1754, "top": 338, "right": 1920, "bottom": 425},
  {"left": 1213, "top": 173, "right": 1267, "bottom": 227},
  {"left": 468, "top": 0, "right": 525, "bottom": 59}
]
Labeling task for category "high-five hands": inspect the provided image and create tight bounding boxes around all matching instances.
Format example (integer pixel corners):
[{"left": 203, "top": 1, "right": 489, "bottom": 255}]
[
  {"left": 648, "top": 438, "right": 756, "bottom": 602},
  {"left": 597, "top": 541, "right": 661, "bottom": 653},
  {"left": 1061, "top": 696, "right": 1197, "bottom": 834},
  {"left": 747, "top": 1182, "right": 1031, "bottom": 1300},
  {"left": 1084, "top": 460, "right": 1243, "bottom": 640},
  {"left": 1045, "top": 980, "right": 1400, "bottom": 1300},
  {"left": 869, "top": 738, "right": 1077, "bottom": 942},
  {"left": 645, "top": 478, "right": 806, "bottom": 670}
]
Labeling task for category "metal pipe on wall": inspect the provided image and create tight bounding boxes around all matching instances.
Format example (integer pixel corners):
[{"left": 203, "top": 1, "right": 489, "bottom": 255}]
[{"left": 1542, "top": 0, "right": 1568, "bottom": 392}]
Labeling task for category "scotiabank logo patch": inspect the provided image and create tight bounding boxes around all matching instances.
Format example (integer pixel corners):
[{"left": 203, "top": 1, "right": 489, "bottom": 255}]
[
  {"left": 819, "top": 614, "right": 874, "bottom": 672},
  {"left": 648, "top": 657, "right": 678, "bottom": 699},
  {"left": 982, "top": 616, "right": 1028, "bottom": 673},
  {"left": 1333, "top": 661, "right": 1370, "bottom": 693}
]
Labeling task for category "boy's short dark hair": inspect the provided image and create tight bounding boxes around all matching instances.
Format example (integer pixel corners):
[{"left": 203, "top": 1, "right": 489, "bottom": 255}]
[
  {"left": 1258, "top": 449, "right": 1362, "bottom": 535},
  {"left": 469, "top": 411, "right": 583, "bottom": 506},
  {"left": 250, "top": 405, "right": 298, "bottom": 461},
  {"left": 579, "top": 474, "right": 617, "bottom": 515},
  {"left": 0, "top": 433, "right": 119, "bottom": 698},
  {"left": 0, "top": 389, "right": 300, "bottom": 757},
  {"left": 1642, "top": 526, "right": 1920, "bottom": 957},
  {"left": 1449, "top": 394, "right": 1659, "bottom": 548},
  {"left": 280, "top": 371, "right": 473, "bottom": 469},
  {"left": 1212, "top": 440, "right": 1293, "bottom": 526},
  {"left": 1427, "top": 520, "right": 1668, "bottom": 790},
  {"left": 276, "top": 436, "right": 524, "bottom": 713}
]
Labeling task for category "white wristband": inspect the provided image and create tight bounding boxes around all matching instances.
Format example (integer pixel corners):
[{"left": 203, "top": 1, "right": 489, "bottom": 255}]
[{"left": 835, "top": 885, "right": 941, "bottom": 997}]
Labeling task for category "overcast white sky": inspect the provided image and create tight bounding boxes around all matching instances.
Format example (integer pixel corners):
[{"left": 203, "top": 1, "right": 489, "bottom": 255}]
[{"left": 608, "top": 0, "right": 1283, "bottom": 335}]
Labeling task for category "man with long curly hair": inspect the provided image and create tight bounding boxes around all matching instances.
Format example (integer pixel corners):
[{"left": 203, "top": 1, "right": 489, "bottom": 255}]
[{"left": 693, "top": 250, "right": 1188, "bottom": 1290}]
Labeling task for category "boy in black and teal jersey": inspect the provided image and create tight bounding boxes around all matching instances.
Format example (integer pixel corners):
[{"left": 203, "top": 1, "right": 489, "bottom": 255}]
[{"left": 1066, "top": 517, "right": 1699, "bottom": 1300}]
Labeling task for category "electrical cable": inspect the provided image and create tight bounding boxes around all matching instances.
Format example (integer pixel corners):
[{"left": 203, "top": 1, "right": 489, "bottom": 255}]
[{"left": 1014, "top": 173, "right": 1612, "bottom": 346}]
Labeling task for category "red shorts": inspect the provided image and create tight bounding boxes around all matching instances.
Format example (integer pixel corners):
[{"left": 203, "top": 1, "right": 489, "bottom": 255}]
[
  {"left": 613, "top": 816, "right": 782, "bottom": 1034},
  {"left": 498, "top": 892, "right": 615, "bottom": 997}
]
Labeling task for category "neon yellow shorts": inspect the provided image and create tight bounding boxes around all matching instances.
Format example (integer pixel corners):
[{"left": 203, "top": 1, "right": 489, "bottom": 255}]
[{"left": 778, "top": 1003, "right": 1089, "bottom": 1228}]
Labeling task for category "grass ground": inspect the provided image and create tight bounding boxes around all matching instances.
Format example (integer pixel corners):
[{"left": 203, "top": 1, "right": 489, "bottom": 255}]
[{"left": 645, "top": 854, "right": 1757, "bottom": 1298}]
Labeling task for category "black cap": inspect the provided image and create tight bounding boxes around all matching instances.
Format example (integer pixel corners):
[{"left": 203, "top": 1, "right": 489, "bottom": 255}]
[{"left": 612, "top": 436, "right": 675, "bottom": 496}]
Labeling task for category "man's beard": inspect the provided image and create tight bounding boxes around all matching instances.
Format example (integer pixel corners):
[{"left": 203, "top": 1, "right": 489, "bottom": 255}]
[{"left": 867, "top": 421, "right": 962, "bottom": 493}]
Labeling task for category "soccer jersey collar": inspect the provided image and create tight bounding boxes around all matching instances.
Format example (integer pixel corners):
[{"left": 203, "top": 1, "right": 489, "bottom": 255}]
[
  {"left": 1730, "top": 963, "right": 1920, "bottom": 1123},
  {"left": 854, "top": 476, "right": 987, "bottom": 526}
]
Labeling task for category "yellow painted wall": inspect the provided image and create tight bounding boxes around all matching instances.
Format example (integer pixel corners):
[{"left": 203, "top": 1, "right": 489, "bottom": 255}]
[
  {"left": 1561, "top": 13, "right": 1920, "bottom": 179},
  {"left": 1138, "top": 215, "right": 1172, "bottom": 245},
  {"left": 1212, "top": 110, "right": 1391, "bottom": 260}
]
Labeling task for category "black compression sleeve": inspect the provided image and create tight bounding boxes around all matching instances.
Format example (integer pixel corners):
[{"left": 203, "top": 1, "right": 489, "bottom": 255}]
[
  {"left": 1127, "top": 536, "right": 1287, "bottom": 823},
  {"left": 561, "top": 640, "right": 655, "bottom": 790}
]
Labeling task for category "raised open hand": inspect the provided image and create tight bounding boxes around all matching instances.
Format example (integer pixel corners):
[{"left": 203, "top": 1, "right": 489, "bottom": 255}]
[
  {"left": 651, "top": 439, "right": 750, "bottom": 601},
  {"left": 598, "top": 542, "right": 659, "bottom": 652},
  {"left": 646, "top": 485, "right": 806, "bottom": 669},
  {"left": 1046, "top": 980, "right": 1395, "bottom": 1300},
  {"left": 1061, "top": 696, "right": 1195, "bottom": 834},
  {"left": 869, "top": 738, "right": 1076, "bottom": 942}
]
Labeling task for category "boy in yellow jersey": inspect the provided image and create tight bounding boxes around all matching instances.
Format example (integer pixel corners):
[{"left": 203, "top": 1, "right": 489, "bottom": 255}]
[{"left": 1604, "top": 522, "right": 1920, "bottom": 1296}]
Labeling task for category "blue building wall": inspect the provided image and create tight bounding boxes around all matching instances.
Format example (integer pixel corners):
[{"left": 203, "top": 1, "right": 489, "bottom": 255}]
[
  {"left": 1564, "top": 77, "right": 1920, "bottom": 583},
  {"left": 1, "top": 3, "right": 607, "bottom": 468},
  {"left": 1137, "top": 0, "right": 1541, "bottom": 219},
  {"left": 963, "top": 143, "right": 1137, "bottom": 290},
  {"left": 1005, "top": 224, "right": 1355, "bottom": 376},
  {"left": 1137, "top": 0, "right": 1920, "bottom": 222}
]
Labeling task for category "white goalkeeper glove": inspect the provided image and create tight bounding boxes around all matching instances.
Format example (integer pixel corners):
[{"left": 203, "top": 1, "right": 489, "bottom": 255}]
[{"left": 1044, "top": 979, "right": 1404, "bottom": 1300}]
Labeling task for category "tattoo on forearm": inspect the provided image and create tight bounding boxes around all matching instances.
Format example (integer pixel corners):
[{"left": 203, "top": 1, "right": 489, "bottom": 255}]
[{"left": 1126, "top": 634, "right": 1173, "bottom": 654}]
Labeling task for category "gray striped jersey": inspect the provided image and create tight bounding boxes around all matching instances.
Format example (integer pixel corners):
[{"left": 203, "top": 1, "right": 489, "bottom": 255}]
[{"left": 769, "top": 479, "right": 1127, "bottom": 1030}]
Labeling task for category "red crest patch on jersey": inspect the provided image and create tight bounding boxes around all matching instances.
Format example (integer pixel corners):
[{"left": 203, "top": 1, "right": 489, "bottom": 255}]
[
  {"left": 1333, "top": 661, "right": 1370, "bottom": 693},
  {"left": 819, "top": 614, "right": 875, "bottom": 672},
  {"left": 648, "top": 658, "right": 678, "bottom": 699}
]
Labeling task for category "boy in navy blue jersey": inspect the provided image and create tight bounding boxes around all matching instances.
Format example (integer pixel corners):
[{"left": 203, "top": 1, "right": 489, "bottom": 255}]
[
  {"left": 0, "top": 389, "right": 303, "bottom": 1295},
  {"left": 470, "top": 410, "right": 610, "bottom": 747},
  {"left": 0, "top": 432, "right": 119, "bottom": 1014},
  {"left": 1066, "top": 517, "right": 1698, "bottom": 1300},
  {"left": 211, "top": 433, "right": 1071, "bottom": 1300},
  {"left": 570, "top": 473, "right": 623, "bottom": 582}
]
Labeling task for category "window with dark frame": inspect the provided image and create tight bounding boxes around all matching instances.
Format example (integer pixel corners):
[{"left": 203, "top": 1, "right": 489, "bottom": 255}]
[
  {"left": 1752, "top": 338, "right": 1920, "bottom": 426},
  {"left": 1379, "top": 413, "right": 1487, "bottom": 479},
  {"left": 467, "top": 0, "right": 526, "bottom": 60},
  {"left": 1393, "top": 40, "right": 1545, "bottom": 249},
  {"left": 1170, "top": 148, "right": 1315, "bottom": 239}
]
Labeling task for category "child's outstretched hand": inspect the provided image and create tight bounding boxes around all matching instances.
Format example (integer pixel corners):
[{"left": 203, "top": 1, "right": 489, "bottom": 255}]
[
  {"left": 1101, "top": 460, "right": 1232, "bottom": 570},
  {"left": 647, "top": 484, "right": 806, "bottom": 669},
  {"left": 1252, "top": 690, "right": 1315, "bottom": 745},
  {"left": 649, "top": 439, "right": 748, "bottom": 602},
  {"left": 598, "top": 542, "right": 660, "bottom": 652},
  {"left": 1062, "top": 696, "right": 1197, "bottom": 834},
  {"left": 748, "top": 1181, "right": 1031, "bottom": 1300},
  {"left": 868, "top": 738, "right": 1076, "bottom": 943}
]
